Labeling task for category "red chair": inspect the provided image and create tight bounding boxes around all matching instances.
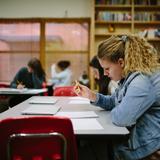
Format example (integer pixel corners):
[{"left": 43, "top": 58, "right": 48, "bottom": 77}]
[
  {"left": 53, "top": 86, "right": 77, "bottom": 96},
  {"left": 42, "top": 82, "right": 48, "bottom": 96},
  {"left": 0, "top": 82, "right": 10, "bottom": 88},
  {"left": 0, "top": 116, "right": 78, "bottom": 160}
]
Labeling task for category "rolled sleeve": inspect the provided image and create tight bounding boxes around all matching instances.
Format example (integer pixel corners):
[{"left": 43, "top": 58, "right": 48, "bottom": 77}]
[{"left": 91, "top": 93, "right": 115, "bottom": 111}]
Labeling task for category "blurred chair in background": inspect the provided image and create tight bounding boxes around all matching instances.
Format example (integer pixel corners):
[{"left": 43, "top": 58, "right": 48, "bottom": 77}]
[{"left": 53, "top": 86, "right": 77, "bottom": 96}]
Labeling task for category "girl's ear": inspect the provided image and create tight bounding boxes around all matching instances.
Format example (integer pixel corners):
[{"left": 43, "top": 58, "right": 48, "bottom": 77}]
[{"left": 118, "top": 58, "right": 125, "bottom": 68}]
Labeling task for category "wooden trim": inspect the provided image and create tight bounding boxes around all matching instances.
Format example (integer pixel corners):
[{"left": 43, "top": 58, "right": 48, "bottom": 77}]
[
  {"left": 131, "top": 0, "right": 134, "bottom": 33},
  {"left": 40, "top": 20, "right": 45, "bottom": 69},
  {"left": 0, "top": 50, "right": 88, "bottom": 54},
  {"left": 46, "top": 51, "right": 88, "bottom": 54},
  {"left": 0, "top": 51, "right": 39, "bottom": 53},
  {"left": 0, "top": 18, "right": 90, "bottom": 23},
  {"left": 95, "top": 21, "right": 132, "bottom": 24},
  {"left": 90, "top": 0, "right": 96, "bottom": 90},
  {"left": 95, "top": 33, "right": 130, "bottom": 37},
  {"left": 95, "top": 5, "right": 132, "bottom": 11},
  {"left": 134, "top": 21, "right": 160, "bottom": 25},
  {"left": 134, "top": 5, "right": 160, "bottom": 11}
]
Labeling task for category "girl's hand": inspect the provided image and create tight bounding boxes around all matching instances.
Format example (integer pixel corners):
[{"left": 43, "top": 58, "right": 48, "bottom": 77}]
[
  {"left": 17, "top": 84, "right": 25, "bottom": 89},
  {"left": 74, "top": 81, "right": 97, "bottom": 102}
]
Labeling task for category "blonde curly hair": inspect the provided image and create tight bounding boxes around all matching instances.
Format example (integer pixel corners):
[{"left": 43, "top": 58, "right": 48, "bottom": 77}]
[{"left": 97, "top": 34, "right": 160, "bottom": 76}]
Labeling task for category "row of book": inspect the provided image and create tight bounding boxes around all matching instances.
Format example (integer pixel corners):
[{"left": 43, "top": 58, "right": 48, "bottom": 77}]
[
  {"left": 95, "top": 0, "right": 160, "bottom": 5},
  {"left": 137, "top": 28, "right": 160, "bottom": 39},
  {"left": 134, "top": 0, "right": 160, "bottom": 5},
  {"left": 96, "top": 12, "right": 132, "bottom": 21},
  {"left": 95, "top": 0, "right": 131, "bottom": 5},
  {"left": 96, "top": 11, "right": 160, "bottom": 21},
  {"left": 134, "top": 13, "right": 160, "bottom": 21}
]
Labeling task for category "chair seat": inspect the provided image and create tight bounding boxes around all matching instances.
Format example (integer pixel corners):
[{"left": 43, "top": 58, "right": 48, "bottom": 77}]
[{"left": 53, "top": 86, "right": 77, "bottom": 96}]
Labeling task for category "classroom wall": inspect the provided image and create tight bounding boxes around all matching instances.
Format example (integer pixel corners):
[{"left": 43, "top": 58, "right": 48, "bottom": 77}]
[{"left": 0, "top": 0, "right": 92, "bottom": 18}]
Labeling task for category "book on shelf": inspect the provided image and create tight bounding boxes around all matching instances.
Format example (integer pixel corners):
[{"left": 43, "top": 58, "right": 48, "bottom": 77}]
[
  {"left": 134, "top": 12, "right": 160, "bottom": 21},
  {"left": 137, "top": 28, "right": 160, "bottom": 39},
  {"left": 134, "top": 0, "right": 159, "bottom": 5},
  {"left": 95, "top": 0, "right": 131, "bottom": 5},
  {"left": 96, "top": 11, "right": 131, "bottom": 21}
]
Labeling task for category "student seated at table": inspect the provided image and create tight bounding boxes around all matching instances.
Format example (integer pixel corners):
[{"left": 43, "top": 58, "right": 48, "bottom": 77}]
[
  {"left": 11, "top": 57, "right": 46, "bottom": 89},
  {"left": 78, "top": 71, "right": 90, "bottom": 88},
  {"left": 9, "top": 57, "right": 46, "bottom": 107},
  {"left": 74, "top": 35, "right": 160, "bottom": 160},
  {"left": 51, "top": 60, "right": 72, "bottom": 88},
  {"left": 90, "top": 55, "right": 117, "bottom": 95}
]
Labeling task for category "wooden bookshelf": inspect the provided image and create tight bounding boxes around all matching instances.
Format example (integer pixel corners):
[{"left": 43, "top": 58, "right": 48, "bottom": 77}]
[
  {"left": 89, "top": 0, "right": 160, "bottom": 89},
  {"left": 93, "top": 0, "right": 160, "bottom": 55}
]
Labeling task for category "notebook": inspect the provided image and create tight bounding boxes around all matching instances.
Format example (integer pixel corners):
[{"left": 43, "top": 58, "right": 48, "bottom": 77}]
[
  {"left": 21, "top": 105, "right": 61, "bottom": 115},
  {"left": 29, "top": 96, "right": 58, "bottom": 104}
]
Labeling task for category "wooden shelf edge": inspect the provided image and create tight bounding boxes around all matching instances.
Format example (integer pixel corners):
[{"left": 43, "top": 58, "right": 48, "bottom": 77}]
[
  {"left": 134, "top": 21, "right": 160, "bottom": 25},
  {"left": 95, "top": 5, "right": 132, "bottom": 10},
  {"left": 95, "top": 21, "right": 132, "bottom": 24}
]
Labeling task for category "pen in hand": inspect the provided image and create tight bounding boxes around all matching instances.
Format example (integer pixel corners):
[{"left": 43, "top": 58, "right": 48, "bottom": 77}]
[
  {"left": 75, "top": 80, "right": 81, "bottom": 94},
  {"left": 17, "top": 80, "right": 25, "bottom": 89}
]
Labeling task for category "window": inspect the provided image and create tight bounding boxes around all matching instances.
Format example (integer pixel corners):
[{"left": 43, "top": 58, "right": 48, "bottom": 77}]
[
  {"left": 45, "top": 22, "right": 89, "bottom": 81},
  {"left": 0, "top": 19, "right": 90, "bottom": 83},
  {"left": 0, "top": 22, "right": 40, "bottom": 81}
]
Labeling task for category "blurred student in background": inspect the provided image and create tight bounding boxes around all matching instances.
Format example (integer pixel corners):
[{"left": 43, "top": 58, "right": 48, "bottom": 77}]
[
  {"left": 11, "top": 57, "right": 46, "bottom": 89},
  {"left": 9, "top": 57, "right": 46, "bottom": 107},
  {"left": 79, "top": 71, "right": 90, "bottom": 88},
  {"left": 90, "top": 55, "right": 117, "bottom": 95},
  {"left": 51, "top": 60, "right": 72, "bottom": 88}
]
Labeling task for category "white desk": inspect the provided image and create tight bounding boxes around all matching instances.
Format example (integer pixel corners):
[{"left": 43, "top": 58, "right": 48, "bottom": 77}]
[
  {"left": 0, "top": 96, "right": 129, "bottom": 137},
  {"left": 0, "top": 88, "right": 47, "bottom": 95}
]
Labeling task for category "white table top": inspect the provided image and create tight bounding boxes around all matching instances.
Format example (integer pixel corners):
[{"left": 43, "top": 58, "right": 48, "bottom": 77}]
[
  {"left": 0, "top": 96, "right": 129, "bottom": 136},
  {"left": 0, "top": 88, "right": 47, "bottom": 95}
]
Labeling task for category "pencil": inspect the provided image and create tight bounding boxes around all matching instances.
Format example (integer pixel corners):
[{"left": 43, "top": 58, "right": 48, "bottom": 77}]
[
  {"left": 17, "top": 80, "right": 23, "bottom": 85},
  {"left": 75, "top": 80, "right": 81, "bottom": 93}
]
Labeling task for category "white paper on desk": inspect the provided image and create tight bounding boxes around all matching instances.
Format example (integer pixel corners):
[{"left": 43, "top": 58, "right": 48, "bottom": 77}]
[
  {"left": 56, "top": 111, "right": 98, "bottom": 119},
  {"left": 0, "top": 88, "right": 28, "bottom": 93},
  {"left": 21, "top": 104, "right": 61, "bottom": 115},
  {"left": 69, "top": 97, "right": 90, "bottom": 101},
  {"left": 26, "top": 89, "right": 47, "bottom": 94},
  {"left": 29, "top": 96, "right": 58, "bottom": 104},
  {"left": 71, "top": 118, "right": 103, "bottom": 130},
  {"left": 68, "top": 100, "right": 90, "bottom": 104}
]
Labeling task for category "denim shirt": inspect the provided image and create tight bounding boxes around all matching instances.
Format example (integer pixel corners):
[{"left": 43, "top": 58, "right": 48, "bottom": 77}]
[{"left": 92, "top": 71, "right": 160, "bottom": 159}]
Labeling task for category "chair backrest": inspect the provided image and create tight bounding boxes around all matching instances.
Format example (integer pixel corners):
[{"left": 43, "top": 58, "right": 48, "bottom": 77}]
[
  {"left": 42, "top": 82, "right": 48, "bottom": 96},
  {"left": 53, "top": 86, "right": 77, "bottom": 96},
  {"left": 0, "top": 116, "right": 78, "bottom": 160},
  {"left": 0, "top": 82, "right": 10, "bottom": 88}
]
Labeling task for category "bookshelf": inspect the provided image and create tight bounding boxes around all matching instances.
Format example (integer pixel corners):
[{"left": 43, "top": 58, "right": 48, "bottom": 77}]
[
  {"left": 89, "top": 0, "right": 160, "bottom": 89},
  {"left": 93, "top": 0, "right": 160, "bottom": 54}
]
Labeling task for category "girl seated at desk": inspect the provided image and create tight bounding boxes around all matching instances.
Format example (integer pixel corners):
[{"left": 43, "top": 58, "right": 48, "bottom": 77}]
[
  {"left": 11, "top": 57, "right": 45, "bottom": 89},
  {"left": 9, "top": 57, "right": 46, "bottom": 107},
  {"left": 74, "top": 35, "right": 160, "bottom": 160}
]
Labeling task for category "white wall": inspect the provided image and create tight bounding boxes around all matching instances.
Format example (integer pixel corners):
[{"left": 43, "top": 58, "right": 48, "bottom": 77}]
[{"left": 0, "top": 0, "right": 92, "bottom": 18}]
